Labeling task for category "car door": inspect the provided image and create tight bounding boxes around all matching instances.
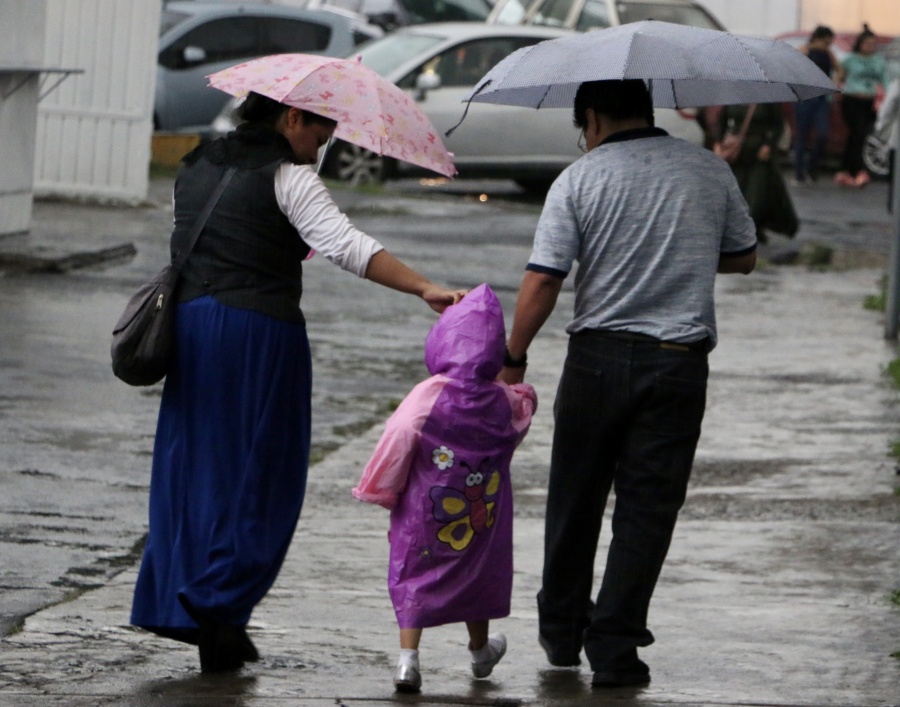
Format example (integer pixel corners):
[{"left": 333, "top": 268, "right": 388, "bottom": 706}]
[{"left": 399, "top": 36, "right": 580, "bottom": 176}]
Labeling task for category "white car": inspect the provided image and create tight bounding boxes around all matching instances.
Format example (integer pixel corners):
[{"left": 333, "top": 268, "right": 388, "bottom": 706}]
[
  {"left": 488, "top": 0, "right": 724, "bottom": 32},
  {"left": 212, "top": 22, "right": 704, "bottom": 190}
]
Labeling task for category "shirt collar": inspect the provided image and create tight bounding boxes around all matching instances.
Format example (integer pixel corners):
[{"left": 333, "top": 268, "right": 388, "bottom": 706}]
[{"left": 599, "top": 126, "right": 669, "bottom": 147}]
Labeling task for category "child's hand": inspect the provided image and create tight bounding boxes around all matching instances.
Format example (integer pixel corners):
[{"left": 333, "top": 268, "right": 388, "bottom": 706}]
[{"left": 422, "top": 286, "right": 467, "bottom": 313}]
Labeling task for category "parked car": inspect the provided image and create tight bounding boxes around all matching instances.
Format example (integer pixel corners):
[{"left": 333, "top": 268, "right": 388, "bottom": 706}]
[
  {"left": 304, "top": 0, "right": 494, "bottom": 32},
  {"left": 773, "top": 30, "right": 899, "bottom": 177},
  {"left": 487, "top": 0, "right": 725, "bottom": 32},
  {"left": 156, "top": 2, "right": 357, "bottom": 132},
  {"left": 212, "top": 22, "right": 704, "bottom": 189}
]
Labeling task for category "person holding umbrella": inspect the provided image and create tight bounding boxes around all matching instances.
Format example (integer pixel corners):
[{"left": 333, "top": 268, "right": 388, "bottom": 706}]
[
  {"left": 499, "top": 78, "right": 757, "bottom": 687},
  {"left": 129, "top": 77, "right": 464, "bottom": 674}
]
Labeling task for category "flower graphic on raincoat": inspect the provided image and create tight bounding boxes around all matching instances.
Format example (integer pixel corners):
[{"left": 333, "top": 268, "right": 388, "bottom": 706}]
[{"left": 433, "top": 445, "right": 454, "bottom": 470}]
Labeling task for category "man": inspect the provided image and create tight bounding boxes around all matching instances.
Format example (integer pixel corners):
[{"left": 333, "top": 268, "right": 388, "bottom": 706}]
[{"left": 499, "top": 79, "right": 756, "bottom": 688}]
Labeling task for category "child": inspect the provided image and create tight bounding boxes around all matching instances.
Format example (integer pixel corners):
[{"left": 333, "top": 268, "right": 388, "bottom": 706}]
[{"left": 353, "top": 283, "right": 537, "bottom": 693}]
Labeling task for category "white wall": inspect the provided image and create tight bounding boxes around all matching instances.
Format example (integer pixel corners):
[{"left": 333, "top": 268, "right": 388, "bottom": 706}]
[
  {"left": 701, "top": 0, "right": 900, "bottom": 37},
  {"left": 34, "top": 0, "right": 161, "bottom": 204}
]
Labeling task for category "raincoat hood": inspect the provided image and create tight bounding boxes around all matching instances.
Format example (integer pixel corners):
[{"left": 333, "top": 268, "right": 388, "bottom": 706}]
[{"left": 425, "top": 283, "right": 505, "bottom": 381}]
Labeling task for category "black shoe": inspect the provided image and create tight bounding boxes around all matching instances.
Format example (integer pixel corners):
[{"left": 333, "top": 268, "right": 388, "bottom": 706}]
[
  {"left": 591, "top": 651, "right": 650, "bottom": 688},
  {"left": 238, "top": 626, "right": 260, "bottom": 662},
  {"left": 539, "top": 634, "right": 581, "bottom": 667},
  {"left": 196, "top": 621, "right": 245, "bottom": 673}
]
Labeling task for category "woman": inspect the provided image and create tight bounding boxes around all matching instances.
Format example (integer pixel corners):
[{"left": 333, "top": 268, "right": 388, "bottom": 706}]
[
  {"left": 835, "top": 25, "right": 887, "bottom": 187},
  {"left": 130, "top": 91, "right": 465, "bottom": 673},
  {"left": 793, "top": 25, "right": 844, "bottom": 184},
  {"left": 715, "top": 102, "right": 799, "bottom": 243}
]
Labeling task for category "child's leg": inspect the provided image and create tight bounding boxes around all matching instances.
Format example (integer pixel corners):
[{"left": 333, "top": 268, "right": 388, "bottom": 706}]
[
  {"left": 465, "top": 621, "right": 488, "bottom": 650},
  {"left": 467, "top": 621, "right": 507, "bottom": 679},
  {"left": 400, "top": 628, "right": 423, "bottom": 650},
  {"left": 395, "top": 627, "right": 423, "bottom": 692}
]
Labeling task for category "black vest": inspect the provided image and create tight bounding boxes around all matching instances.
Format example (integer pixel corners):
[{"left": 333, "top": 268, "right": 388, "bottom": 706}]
[{"left": 173, "top": 126, "right": 311, "bottom": 324}]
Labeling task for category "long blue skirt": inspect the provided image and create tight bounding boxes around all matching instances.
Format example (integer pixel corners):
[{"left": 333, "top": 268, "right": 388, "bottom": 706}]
[{"left": 131, "top": 296, "right": 311, "bottom": 640}]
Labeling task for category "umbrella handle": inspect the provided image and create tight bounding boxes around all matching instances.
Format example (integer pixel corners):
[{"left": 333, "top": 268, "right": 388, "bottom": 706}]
[{"left": 317, "top": 135, "right": 335, "bottom": 176}]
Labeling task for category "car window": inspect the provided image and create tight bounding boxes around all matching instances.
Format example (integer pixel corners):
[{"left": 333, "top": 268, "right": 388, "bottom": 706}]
[
  {"left": 159, "top": 17, "right": 259, "bottom": 69},
  {"left": 575, "top": 0, "right": 612, "bottom": 30},
  {"left": 260, "top": 17, "right": 332, "bottom": 53},
  {"left": 397, "top": 36, "right": 542, "bottom": 88},
  {"left": 491, "top": 0, "right": 530, "bottom": 25},
  {"left": 615, "top": 2, "right": 721, "bottom": 30},
  {"left": 400, "top": 0, "right": 491, "bottom": 23},
  {"left": 355, "top": 32, "right": 445, "bottom": 76},
  {"left": 530, "top": 0, "right": 575, "bottom": 28}
]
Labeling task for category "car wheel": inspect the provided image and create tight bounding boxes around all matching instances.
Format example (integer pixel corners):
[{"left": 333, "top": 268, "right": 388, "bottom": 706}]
[
  {"left": 862, "top": 131, "right": 891, "bottom": 178},
  {"left": 322, "top": 140, "right": 386, "bottom": 185}
]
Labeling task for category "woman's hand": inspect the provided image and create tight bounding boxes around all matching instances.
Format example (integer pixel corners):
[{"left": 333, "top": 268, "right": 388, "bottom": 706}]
[
  {"left": 757, "top": 144, "right": 771, "bottom": 161},
  {"left": 422, "top": 286, "right": 467, "bottom": 313}
]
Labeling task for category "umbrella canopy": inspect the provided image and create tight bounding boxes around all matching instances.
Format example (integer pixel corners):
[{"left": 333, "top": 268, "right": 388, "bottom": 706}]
[
  {"left": 465, "top": 20, "right": 840, "bottom": 110},
  {"left": 208, "top": 53, "right": 456, "bottom": 178}
]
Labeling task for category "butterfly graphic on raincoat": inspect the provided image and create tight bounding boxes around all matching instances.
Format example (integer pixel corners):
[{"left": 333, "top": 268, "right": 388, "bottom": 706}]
[{"left": 353, "top": 284, "right": 536, "bottom": 629}]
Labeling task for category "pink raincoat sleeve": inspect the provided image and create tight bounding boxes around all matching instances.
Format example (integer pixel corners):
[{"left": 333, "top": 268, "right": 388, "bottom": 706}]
[
  {"left": 503, "top": 382, "right": 537, "bottom": 445},
  {"left": 352, "top": 376, "right": 448, "bottom": 509}
]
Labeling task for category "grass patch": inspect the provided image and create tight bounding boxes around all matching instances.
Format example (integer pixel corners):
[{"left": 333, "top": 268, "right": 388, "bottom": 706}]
[
  {"left": 885, "top": 358, "right": 900, "bottom": 389},
  {"left": 864, "top": 274, "right": 888, "bottom": 312},
  {"left": 149, "top": 162, "right": 180, "bottom": 180},
  {"left": 892, "top": 589, "right": 900, "bottom": 606}
]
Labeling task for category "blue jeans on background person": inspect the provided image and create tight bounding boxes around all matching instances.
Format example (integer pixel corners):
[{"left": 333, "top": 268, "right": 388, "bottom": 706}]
[
  {"left": 538, "top": 331, "right": 708, "bottom": 672},
  {"left": 793, "top": 95, "right": 831, "bottom": 182}
]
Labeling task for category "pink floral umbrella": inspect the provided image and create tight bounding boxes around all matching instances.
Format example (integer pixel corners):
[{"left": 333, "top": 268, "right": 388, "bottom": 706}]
[{"left": 207, "top": 53, "right": 456, "bottom": 178}]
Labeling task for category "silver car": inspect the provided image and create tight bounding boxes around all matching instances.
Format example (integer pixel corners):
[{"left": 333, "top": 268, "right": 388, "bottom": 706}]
[
  {"left": 318, "top": 22, "right": 704, "bottom": 190},
  {"left": 488, "top": 0, "right": 724, "bottom": 32},
  {"left": 156, "top": 2, "right": 357, "bottom": 132}
]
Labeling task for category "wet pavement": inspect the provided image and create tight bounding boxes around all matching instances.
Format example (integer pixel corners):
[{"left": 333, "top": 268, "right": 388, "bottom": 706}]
[{"left": 0, "top": 174, "right": 899, "bottom": 705}]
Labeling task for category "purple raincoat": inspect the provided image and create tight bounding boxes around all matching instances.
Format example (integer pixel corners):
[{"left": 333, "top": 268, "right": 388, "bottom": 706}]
[{"left": 353, "top": 284, "right": 536, "bottom": 629}]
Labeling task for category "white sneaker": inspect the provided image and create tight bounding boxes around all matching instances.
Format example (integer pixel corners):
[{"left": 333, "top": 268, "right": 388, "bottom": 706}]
[{"left": 471, "top": 634, "right": 507, "bottom": 679}]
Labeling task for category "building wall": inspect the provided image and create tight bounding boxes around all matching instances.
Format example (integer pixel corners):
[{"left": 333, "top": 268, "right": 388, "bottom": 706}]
[
  {"left": 34, "top": 0, "right": 160, "bottom": 204},
  {"left": 701, "top": 0, "right": 898, "bottom": 37}
]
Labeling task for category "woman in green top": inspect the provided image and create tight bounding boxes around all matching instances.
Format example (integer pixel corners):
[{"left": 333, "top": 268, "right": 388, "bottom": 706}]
[{"left": 836, "top": 25, "right": 886, "bottom": 187}]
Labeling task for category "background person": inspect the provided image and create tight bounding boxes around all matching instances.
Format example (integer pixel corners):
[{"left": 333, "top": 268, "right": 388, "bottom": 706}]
[
  {"left": 836, "top": 25, "right": 887, "bottom": 187},
  {"left": 715, "top": 102, "right": 799, "bottom": 243},
  {"left": 499, "top": 79, "right": 756, "bottom": 689},
  {"left": 130, "top": 91, "right": 465, "bottom": 673},
  {"left": 353, "top": 284, "right": 536, "bottom": 694},
  {"left": 793, "top": 25, "right": 844, "bottom": 185}
]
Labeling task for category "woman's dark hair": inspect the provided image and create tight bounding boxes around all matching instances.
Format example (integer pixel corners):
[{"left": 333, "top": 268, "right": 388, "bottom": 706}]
[
  {"left": 852, "top": 24, "right": 876, "bottom": 53},
  {"left": 573, "top": 79, "right": 653, "bottom": 129},
  {"left": 809, "top": 25, "right": 834, "bottom": 43},
  {"left": 238, "top": 91, "right": 338, "bottom": 129}
]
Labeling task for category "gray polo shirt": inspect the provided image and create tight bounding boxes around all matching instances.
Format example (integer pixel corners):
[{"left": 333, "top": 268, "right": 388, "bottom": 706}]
[{"left": 527, "top": 127, "right": 756, "bottom": 348}]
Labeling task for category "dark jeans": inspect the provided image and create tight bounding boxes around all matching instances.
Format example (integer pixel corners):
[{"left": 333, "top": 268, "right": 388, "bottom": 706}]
[
  {"left": 538, "top": 332, "right": 708, "bottom": 671},
  {"left": 793, "top": 96, "right": 830, "bottom": 181},
  {"left": 841, "top": 95, "right": 876, "bottom": 176}
]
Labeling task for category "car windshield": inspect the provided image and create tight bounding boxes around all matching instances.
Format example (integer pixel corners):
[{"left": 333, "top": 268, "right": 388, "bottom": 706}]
[
  {"left": 159, "top": 9, "right": 191, "bottom": 36},
  {"left": 352, "top": 31, "right": 446, "bottom": 76},
  {"left": 614, "top": 2, "right": 721, "bottom": 30},
  {"left": 399, "top": 0, "right": 490, "bottom": 23}
]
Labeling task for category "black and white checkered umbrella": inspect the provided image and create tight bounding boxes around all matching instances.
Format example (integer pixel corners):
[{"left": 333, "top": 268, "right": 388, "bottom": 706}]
[{"left": 464, "top": 21, "right": 839, "bottom": 110}]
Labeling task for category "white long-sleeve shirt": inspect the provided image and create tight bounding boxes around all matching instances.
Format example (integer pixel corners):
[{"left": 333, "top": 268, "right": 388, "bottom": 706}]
[
  {"left": 274, "top": 163, "right": 384, "bottom": 277},
  {"left": 875, "top": 77, "right": 900, "bottom": 150}
]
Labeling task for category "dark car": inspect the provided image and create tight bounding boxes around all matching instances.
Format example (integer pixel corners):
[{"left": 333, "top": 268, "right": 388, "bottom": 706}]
[{"left": 156, "top": 1, "right": 357, "bottom": 132}]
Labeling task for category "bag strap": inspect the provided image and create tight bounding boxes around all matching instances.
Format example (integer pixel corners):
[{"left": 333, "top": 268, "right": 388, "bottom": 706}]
[
  {"left": 735, "top": 104, "right": 757, "bottom": 141},
  {"left": 172, "top": 166, "right": 237, "bottom": 271}
]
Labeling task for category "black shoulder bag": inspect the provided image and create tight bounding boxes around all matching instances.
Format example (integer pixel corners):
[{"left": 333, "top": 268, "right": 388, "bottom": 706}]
[{"left": 111, "top": 167, "right": 236, "bottom": 386}]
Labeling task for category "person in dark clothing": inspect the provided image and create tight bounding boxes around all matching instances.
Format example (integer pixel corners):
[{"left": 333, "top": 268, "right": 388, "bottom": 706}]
[
  {"left": 793, "top": 25, "right": 844, "bottom": 184},
  {"left": 130, "top": 92, "right": 465, "bottom": 673}
]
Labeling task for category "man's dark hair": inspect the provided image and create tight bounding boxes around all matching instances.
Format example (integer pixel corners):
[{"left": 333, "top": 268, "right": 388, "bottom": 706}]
[
  {"left": 239, "top": 91, "right": 337, "bottom": 129},
  {"left": 573, "top": 79, "right": 654, "bottom": 129}
]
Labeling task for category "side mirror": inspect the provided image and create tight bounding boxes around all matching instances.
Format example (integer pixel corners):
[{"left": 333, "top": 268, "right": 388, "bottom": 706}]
[
  {"left": 182, "top": 46, "right": 207, "bottom": 66},
  {"left": 415, "top": 71, "right": 441, "bottom": 100}
]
